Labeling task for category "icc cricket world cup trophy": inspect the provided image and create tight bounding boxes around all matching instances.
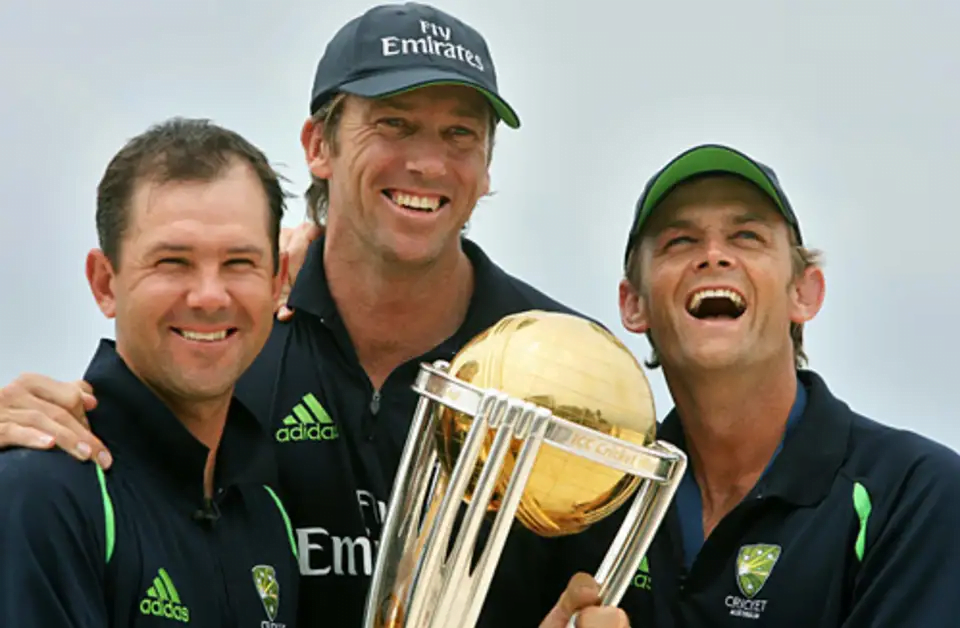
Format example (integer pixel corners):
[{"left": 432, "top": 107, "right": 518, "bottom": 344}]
[{"left": 362, "top": 310, "right": 688, "bottom": 628}]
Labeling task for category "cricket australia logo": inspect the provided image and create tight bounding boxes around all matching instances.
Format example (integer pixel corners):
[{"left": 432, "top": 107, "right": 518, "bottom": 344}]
[
  {"left": 724, "top": 544, "right": 781, "bottom": 619},
  {"left": 252, "top": 565, "right": 285, "bottom": 628}
]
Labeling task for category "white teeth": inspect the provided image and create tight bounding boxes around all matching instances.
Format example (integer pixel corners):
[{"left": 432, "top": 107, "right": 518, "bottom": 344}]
[
  {"left": 689, "top": 288, "right": 745, "bottom": 311},
  {"left": 392, "top": 191, "right": 441, "bottom": 211},
  {"left": 179, "top": 330, "right": 228, "bottom": 342}
]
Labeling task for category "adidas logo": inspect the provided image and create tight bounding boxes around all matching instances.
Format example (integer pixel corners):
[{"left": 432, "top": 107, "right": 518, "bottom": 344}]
[
  {"left": 139, "top": 567, "right": 190, "bottom": 623},
  {"left": 632, "top": 555, "right": 652, "bottom": 591},
  {"left": 275, "top": 393, "right": 339, "bottom": 442}
]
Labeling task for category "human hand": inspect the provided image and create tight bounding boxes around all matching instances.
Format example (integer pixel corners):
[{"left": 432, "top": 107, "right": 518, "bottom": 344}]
[
  {"left": 539, "top": 573, "right": 630, "bottom": 628},
  {"left": 276, "top": 221, "right": 323, "bottom": 321},
  {"left": 0, "top": 373, "right": 111, "bottom": 468}
]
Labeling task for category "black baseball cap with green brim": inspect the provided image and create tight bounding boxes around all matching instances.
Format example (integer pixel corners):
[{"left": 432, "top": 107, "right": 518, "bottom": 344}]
[
  {"left": 623, "top": 144, "right": 803, "bottom": 268},
  {"left": 310, "top": 2, "right": 520, "bottom": 129}
]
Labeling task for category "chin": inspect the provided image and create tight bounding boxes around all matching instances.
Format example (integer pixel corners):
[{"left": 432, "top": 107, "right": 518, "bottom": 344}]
[
  {"left": 675, "top": 343, "right": 747, "bottom": 371},
  {"left": 166, "top": 373, "right": 236, "bottom": 403},
  {"left": 381, "top": 234, "right": 452, "bottom": 266}
]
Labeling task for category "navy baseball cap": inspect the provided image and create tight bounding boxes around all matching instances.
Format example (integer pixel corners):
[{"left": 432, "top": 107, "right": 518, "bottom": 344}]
[
  {"left": 623, "top": 144, "right": 803, "bottom": 268},
  {"left": 309, "top": 2, "right": 520, "bottom": 129}
]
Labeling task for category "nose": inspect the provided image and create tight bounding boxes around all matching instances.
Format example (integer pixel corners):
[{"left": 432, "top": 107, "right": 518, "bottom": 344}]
[
  {"left": 404, "top": 137, "right": 447, "bottom": 179},
  {"left": 185, "top": 266, "right": 231, "bottom": 313},
  {"left": 695, "top": 236, "right": 735, "bottom": 271}
]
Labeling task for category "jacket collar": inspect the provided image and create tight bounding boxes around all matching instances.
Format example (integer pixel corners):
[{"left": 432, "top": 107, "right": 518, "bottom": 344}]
[
  {"left": 657, "top": 370, "right": 850, "bottom": 506},
  {"left": 286, "top": 235, "right": 538, "bottom": 358},
  {"left": 84, "top": 339, "right": 277, "bottom": 504}
]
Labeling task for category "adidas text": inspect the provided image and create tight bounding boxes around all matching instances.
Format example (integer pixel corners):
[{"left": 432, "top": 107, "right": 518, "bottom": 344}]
[
  {"left": 140, "top": 598, "right": 190, "bottom": 623},
  {"left": 275, "top": 424, "right": 339, "bottom": 442}
]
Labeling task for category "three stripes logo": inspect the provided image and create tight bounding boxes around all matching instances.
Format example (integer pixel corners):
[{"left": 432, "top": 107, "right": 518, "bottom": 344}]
[
  {"left": 139, "top": 567, "right": 190, "bottom": 623},
  {"left": 275, "top": 393, "right": 339, "bottom": 443},
  {"left": 632, "top": 555, "right": 652, "bottom": 591}
]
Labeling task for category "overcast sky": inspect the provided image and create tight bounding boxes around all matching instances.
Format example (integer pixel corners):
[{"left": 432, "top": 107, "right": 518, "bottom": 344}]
[{"left": 1, "top": 0, "right": 957, "bottom": 448}]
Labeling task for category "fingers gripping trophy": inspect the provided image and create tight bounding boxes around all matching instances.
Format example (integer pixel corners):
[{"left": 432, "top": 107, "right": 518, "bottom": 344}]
[{"left": 363, "top": 310, "right": 687, "bottom": 628}]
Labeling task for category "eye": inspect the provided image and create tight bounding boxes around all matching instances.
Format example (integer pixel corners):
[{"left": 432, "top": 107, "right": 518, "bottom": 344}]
[
  {"left": 225, "top": 258, "right": 256, "bottom": 268},
  {"left": 733, "top": 229, "right": 763, "bottom": 241},
  {"left": 157, "top": 257, "right": 188, "bottom": 267},
  {"left": 448, "top": 125, "right": 478, "bottom": 138},
  {"left": 664, "top": 235, "right": 695, "bottom": 249},
  {"left": 376, "top": 117, "right": 412, "bottom": 133}
]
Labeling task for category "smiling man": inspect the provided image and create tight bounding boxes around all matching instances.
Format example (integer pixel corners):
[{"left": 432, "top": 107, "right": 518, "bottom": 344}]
[
  {"left": 0, "top": 4, "right": 614, "bottom": 627},
  {"left": 0, "top": 118, "right": 299, "bottom": 627},
  {"left": 554, "top": 143, "right": 960, "bottom": 627}
]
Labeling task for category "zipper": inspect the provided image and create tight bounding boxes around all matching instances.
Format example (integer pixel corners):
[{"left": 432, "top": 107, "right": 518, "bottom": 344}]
[
  {"left": 203, "top": 489, "right": 236, "bottom": 626},
  {"left": 364, "top": 389, "right": 382, "bottom": 442}
]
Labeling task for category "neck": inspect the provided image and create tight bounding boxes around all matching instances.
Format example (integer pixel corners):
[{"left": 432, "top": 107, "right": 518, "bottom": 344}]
[
  {"left": 157, "top": 395, "right": 230, "bottom": 498},
  {"left": 323, "top": 231, "right": 474, "bottom": 389},
  {"left": 664, "top": 357, "right": 799, "bottom": 518},
  {"left": 117, "top": 346, "right": 230, "bottom": 498}
]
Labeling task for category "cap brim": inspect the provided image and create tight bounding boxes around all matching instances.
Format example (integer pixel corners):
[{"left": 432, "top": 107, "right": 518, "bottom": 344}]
[
  {"left": 624, "top": 144, "right": 801, "bottom": 268},
  {"left": 339, "top": 68, "right": 520, "bottom": 129},
  {"left": 636, "top": 145, "right": 790, "bottom": 228}
]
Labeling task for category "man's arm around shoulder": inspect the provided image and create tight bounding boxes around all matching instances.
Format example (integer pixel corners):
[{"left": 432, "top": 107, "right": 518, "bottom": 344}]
[
  {"left": 845, "top": 438, "right": 960, "bottom": 627},
  {"left": 0, "top": 449, "right": 110, "bottom": 626}
]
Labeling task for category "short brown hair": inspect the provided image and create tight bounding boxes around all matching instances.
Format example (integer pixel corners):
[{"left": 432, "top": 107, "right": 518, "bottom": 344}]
[
  {"left": 624, "top": 178, "right": 823, "bottom": 370},
  {"left": 303, "top": 93, "right": 499, "bottom": 226},
  {"left": 96, "top": 117, "right": 291, "bottom": 271}
]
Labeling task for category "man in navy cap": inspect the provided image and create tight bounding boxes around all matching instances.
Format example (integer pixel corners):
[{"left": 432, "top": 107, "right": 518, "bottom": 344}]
[
  {"left": 551, "top": 144, "right": 960, "bottom": 627},
  {"left": 0, "top": 4, "right": 625, "bottom": 627}
]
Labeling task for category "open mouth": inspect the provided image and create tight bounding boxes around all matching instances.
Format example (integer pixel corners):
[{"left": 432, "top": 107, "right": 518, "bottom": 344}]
[
  {"left": 383, "top": 189, "right": 449, "bottom": 213},
  {"left": 686, "top": 288, "right": 747, "bottom": 320},
  {"left": 171, "top": 328, "right": 238, "bottom": 342}
]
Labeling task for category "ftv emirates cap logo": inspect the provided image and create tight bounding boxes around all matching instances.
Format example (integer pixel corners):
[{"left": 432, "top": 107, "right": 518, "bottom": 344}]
[
  {"left": 725, "top": 544, "right": 782, "bottom": 620},
  {"left": 380, "top": 19, "right": 485, "bottom": 72}
]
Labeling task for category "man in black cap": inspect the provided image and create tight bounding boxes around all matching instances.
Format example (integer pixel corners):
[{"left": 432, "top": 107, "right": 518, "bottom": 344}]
[
  {"left": 0, "top": 4, "right": 622, "bottom": 627},
  {"left": 552, "top": 143, "right": 960, "bottom": 627}
]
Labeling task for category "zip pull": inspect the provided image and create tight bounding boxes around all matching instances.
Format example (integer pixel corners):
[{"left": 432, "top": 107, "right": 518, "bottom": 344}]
[{"left": 363, "top": 390, "right": 382, "bottom": 442}]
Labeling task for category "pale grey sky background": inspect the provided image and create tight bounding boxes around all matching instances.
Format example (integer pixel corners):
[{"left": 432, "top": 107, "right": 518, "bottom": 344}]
[{"left": 1, "top": 0, "right": 957, "bottom": 447}]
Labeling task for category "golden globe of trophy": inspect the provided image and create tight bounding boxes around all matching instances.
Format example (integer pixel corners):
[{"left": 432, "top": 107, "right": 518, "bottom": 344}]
[{"left": 363, "top": 310, "right": 687, "bottom": 628}]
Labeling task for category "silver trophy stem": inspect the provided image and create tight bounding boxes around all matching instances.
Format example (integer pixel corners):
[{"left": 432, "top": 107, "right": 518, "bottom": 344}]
[
  {"left": 597, "top": 441, "right": 685, "bottom": 605},
  {"left": 429, "top": 400, "right": 522, "bottom": 624},
  {"left": 565, "top": 441, "right": 687, "bottom": 628},
  {"left": 455, "top": 407, "right": 551, "bottom": 627},
  {"left": 402, "top": 392, "right": 509, "bottom": 626},
  {"left": 363, "top": 365, "right": 446, "bottom": 627}
]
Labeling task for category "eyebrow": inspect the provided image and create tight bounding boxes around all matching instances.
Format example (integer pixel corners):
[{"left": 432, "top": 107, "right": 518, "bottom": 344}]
[
  {"left": 731, "top": 211, "right": 775, "bottom": 226},
  {"left": 146, "top": 243, "right": 265, "bottom": 257},
  {"left": 646, "top": 219, "right": 696, "bottom": 238},
  {"left": 658, "top": 219, "right": 696, "bottom": 232},
  {"left": 372, "top": 98, "right": 487, "bottom": 121}
]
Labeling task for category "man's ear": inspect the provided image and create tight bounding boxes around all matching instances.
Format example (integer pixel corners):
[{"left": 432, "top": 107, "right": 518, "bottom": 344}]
[
  {"left": 86, "top": 249, "right": 118, "bottom": 319},
  {"left": 789, "top": 264, "right": 826, "bottom": 325},
  {"left": 619, "top": 278, "right": 650, "bottom": 335},
  {"left": 273, "top": 251, "right": 290, "bottom": 303},
  {"left": 301, "top": 117, "right": 333, "bottom": 180}
]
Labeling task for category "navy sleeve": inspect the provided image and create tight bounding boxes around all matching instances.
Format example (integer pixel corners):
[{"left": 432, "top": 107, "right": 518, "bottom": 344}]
[
  {"left": 0, "top": 449, "right": 109, "bottom": 627},
  {"left": 845, "top": 441, "right": 960, "bottom": 626}
]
